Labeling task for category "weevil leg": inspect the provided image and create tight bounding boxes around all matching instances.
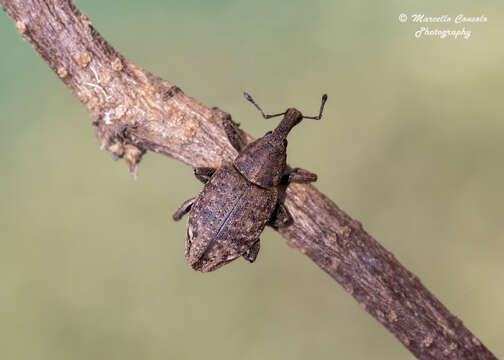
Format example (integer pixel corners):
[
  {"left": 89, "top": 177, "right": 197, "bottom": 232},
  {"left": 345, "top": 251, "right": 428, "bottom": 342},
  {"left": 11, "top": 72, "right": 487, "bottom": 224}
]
[
  {"left": 283, "top": 167, "right": 318, "bottom": 184},
  {"left": 243, "top": 240, "right": 261, "bottom": 263},
  {"left": 218, "top": 109, "right": 248, "bottom": 153},
  {"left": 269, "top": 203, "right": 293, "bottom": 228},
  {"left": 194, "top": 167, "right": 216, "bottom": 184},
  {"left": 172, "top": 197, "right": 196, "bottom": 221}
]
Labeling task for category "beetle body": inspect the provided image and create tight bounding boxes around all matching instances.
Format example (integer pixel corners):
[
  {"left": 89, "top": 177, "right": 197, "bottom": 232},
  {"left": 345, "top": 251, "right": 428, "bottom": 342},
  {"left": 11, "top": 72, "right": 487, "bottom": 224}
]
[{"left": 173, "top": 94, "right": 327, "bottom": 272}]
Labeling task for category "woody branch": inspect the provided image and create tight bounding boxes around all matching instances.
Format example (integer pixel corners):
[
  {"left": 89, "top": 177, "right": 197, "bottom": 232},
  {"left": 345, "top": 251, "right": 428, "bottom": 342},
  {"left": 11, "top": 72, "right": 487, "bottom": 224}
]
[{"left": 0, "top": 1, "right": 497, "bottom": 359}]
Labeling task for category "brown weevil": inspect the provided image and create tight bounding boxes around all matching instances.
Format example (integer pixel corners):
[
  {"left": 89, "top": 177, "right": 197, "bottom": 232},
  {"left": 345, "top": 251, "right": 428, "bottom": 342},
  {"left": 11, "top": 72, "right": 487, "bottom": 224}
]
[{"left": 173, "top": 92, "right": 328, "bottom": 272}]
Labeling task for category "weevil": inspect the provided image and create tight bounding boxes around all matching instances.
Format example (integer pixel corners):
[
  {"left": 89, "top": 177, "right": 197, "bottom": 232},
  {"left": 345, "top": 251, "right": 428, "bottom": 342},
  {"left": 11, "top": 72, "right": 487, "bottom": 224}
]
[{"left": 173, "top": 92, "right": 328, "bottom": 272}]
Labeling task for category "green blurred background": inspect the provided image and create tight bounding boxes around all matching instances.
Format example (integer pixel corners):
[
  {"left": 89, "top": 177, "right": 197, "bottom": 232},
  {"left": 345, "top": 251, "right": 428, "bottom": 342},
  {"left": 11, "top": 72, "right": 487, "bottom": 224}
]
[{"left": 1, "top": 1, "right": 503, "bottom": 359}]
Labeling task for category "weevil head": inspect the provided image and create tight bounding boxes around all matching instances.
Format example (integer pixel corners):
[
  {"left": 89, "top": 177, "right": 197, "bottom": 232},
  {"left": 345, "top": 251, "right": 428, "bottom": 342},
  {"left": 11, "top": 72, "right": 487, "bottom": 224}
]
[{"left": 234, "top": 108, "right": 303, "bottom": 189}]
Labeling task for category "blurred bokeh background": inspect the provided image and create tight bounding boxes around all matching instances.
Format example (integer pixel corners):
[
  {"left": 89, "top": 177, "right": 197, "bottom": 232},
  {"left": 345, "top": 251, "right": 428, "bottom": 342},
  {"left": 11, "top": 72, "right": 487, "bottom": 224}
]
[{"left": 1, "top": 1, "right": 503, "bottom": 359}]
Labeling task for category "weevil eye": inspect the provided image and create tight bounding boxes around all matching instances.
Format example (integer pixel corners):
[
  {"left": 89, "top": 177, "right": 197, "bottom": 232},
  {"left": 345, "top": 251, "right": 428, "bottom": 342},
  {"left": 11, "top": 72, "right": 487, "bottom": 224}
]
[
  {"left": 283, "top": 139, "right": 288, "bottom": 147},
  {"left": 265, "top": 130, "right": 272, "bottom": 136}
]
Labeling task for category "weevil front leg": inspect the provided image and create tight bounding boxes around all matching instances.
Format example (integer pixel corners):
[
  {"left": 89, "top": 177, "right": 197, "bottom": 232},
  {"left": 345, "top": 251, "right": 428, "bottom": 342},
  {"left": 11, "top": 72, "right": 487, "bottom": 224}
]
[
  {"left": 172, "top": 197, "right": 196, "bottom": 221},
  {"left": 269, "top": 203, "right": 293, "bottom": 228},
  {"left": 218, "top": 110, "right": 248, "bottom": 153},
  {"left": 194, "top": 167, "right": 216, "bottom": 184},
  {"left": 243, "top": 240, "right": 261, "bottom": 263},
  {"left": 283, "top": 167, "right": 318, "bottom": 184}
]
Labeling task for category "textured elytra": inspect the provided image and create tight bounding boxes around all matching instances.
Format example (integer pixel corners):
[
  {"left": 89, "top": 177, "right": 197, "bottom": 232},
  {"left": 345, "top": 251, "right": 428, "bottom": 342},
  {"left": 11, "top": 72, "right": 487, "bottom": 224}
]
[{"left": 186, "top": 164, "right": 277, "bottom": 272}]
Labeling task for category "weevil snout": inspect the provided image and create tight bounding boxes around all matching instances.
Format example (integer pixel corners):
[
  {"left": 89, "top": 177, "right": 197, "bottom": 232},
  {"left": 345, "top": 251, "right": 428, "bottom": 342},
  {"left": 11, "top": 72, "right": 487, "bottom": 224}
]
[{"left": 270, "top": 108, "right": 303, "bottom": 141}]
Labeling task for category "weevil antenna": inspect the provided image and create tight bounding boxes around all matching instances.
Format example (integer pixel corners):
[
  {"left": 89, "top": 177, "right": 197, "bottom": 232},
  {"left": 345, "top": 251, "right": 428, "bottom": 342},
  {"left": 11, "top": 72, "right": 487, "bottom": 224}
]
[
  {"left": 243, "top": 92, "right": 286, "bottom": 119},
  {"left": 303, "top": 94, "right": 328, "bottom": 120}
]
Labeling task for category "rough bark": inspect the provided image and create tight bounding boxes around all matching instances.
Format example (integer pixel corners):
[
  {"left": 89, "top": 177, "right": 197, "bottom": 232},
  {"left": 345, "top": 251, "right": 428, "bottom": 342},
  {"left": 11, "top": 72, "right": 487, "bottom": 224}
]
[{"left": 0, "top": 1, "right": 497, "bottom": 359}]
